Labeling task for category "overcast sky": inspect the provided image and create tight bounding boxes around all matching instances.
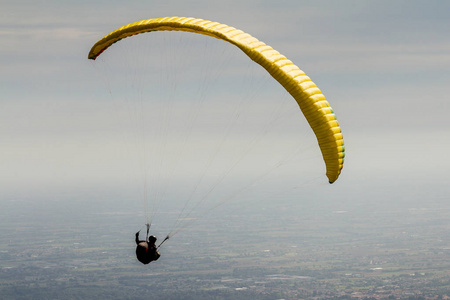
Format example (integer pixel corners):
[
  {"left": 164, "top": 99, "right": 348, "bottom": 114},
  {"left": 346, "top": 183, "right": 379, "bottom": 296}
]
[{"left": 2, "top": 0, "right": 449, "bottom": 215}]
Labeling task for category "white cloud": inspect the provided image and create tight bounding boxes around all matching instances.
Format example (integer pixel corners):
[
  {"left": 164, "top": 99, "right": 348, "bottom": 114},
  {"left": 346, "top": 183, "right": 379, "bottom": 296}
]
[{"left": 2, "top": 0, "right": 450, "bottom": 203}]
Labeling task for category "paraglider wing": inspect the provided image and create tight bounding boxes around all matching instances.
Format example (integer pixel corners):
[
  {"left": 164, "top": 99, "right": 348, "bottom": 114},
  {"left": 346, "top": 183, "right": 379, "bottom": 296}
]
[{"left": 88, "top": 16, "right": 344, "bottom": 183}]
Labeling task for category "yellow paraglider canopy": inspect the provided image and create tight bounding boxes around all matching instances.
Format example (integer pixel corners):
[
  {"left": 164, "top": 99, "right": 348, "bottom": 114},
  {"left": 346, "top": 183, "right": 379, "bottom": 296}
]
[{"left": 89, "top": 16, "right": 344, "bottom": 183}]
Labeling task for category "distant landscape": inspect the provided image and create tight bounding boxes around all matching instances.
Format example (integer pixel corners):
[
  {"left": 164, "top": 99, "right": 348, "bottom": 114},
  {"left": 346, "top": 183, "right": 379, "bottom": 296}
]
[{"left": 1, "top": 189, "right": 449, "bottom": 300}]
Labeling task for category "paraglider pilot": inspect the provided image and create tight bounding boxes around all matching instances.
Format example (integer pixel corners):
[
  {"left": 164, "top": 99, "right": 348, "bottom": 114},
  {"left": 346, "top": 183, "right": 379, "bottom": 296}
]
[{"left": 135, "top": 224, "right": 160, "bottom": 264}]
